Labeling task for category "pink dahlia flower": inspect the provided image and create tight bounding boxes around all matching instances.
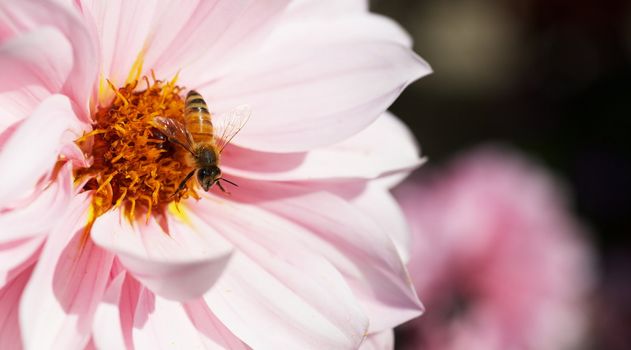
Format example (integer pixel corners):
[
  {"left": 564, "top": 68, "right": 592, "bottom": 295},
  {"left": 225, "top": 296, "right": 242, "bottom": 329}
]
[
  {"left": 0, "top": 0, "right": 430, "bottom": 349},
  {"left": 394, "top": 147, "right": 595, "bottom": 350}
]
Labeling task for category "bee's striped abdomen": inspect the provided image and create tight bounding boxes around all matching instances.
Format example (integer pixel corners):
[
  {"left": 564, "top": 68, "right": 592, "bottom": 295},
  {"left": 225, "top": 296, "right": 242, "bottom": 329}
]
[{"left": 185, "top": 90, "right": 214, "bottom": 144}]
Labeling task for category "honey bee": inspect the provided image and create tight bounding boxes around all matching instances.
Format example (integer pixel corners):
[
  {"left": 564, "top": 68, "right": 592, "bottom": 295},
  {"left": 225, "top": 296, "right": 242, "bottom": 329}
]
[{"left": 152, "top": 90, "right": 250, "bottom": 194}]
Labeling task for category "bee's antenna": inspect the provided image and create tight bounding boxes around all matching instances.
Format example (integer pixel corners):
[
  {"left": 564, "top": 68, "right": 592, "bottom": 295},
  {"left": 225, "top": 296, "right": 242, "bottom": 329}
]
[{"left": 219, "top": 178, "right": 239, "bottom": 187}]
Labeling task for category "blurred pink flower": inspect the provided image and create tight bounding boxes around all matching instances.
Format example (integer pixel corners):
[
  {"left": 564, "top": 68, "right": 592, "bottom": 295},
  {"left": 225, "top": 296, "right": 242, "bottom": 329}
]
[
  {"left": 394, "top": 147, "right": 594, "bottom": 350},
  {"left": 0, "top": 0, "right": 430, "bottom": 349}
]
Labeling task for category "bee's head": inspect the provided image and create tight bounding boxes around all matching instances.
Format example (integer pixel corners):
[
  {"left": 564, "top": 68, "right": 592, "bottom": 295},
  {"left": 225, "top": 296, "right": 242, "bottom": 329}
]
[{"left": 197, "top": 166, "right": 221, "bottom": 191}]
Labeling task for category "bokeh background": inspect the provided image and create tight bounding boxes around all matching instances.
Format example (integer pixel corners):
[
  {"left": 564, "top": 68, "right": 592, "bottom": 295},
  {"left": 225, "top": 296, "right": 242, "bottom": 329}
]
[{"left": 371, "top": 0, "right": 631, "bottom": 348}]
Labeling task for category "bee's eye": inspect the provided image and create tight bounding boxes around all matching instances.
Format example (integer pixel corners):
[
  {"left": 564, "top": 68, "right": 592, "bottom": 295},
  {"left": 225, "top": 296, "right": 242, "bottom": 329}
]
[
  {"left": 198, "top": 168, "right": 211, "bottom": 179},
  {"left": 210, "top": 166, "right": 221, "bottom": 177}
]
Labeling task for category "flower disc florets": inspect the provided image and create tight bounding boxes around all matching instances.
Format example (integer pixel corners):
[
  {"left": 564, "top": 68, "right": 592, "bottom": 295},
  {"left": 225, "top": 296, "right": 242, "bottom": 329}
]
[{"left": 76, "top": 76, "right": 197, "bottom": 223}]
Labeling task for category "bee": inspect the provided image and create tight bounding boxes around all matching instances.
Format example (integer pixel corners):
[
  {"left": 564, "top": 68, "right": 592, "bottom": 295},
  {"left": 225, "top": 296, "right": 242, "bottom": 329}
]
[{"left": 152, "top": 90, "right": 250, "bottom": 194}]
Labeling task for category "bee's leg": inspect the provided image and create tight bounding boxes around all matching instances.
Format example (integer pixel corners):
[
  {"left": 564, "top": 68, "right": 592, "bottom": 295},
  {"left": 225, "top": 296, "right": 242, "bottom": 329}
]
[{"left": 172, "top": 169, "right": 196, "bottom": 198}]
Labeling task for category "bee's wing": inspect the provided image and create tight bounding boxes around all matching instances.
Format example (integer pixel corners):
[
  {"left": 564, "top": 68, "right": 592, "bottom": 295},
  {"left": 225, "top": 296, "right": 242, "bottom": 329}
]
[
  {"left": 151, "top": 116, "right": 195, "bottom": 154},
  {"left": 214, "top": 105, "right": 251, "bottom": 153}
]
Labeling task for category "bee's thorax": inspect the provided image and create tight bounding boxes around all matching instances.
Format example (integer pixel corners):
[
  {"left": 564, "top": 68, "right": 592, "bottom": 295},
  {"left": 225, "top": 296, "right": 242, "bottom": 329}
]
[{"left": 194, "top": 146, "right": 218, "bottom": 168}]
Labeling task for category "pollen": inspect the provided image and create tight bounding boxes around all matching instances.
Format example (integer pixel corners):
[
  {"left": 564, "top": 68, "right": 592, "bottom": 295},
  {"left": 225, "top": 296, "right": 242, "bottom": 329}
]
[{"left": 75, "top": 75, "right": 198, "bottom": 227}]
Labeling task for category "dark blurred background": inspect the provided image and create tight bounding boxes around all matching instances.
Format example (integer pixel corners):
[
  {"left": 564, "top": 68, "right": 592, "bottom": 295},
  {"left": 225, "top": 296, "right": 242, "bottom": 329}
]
[{"left": 371, "top": 0, "right": 631, "bottom": 348}]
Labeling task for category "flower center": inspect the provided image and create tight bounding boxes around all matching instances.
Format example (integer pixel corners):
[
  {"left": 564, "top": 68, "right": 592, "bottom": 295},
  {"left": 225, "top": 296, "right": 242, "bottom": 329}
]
[{"left": 75, "top": 76, "right": 198, "bottom": 227}]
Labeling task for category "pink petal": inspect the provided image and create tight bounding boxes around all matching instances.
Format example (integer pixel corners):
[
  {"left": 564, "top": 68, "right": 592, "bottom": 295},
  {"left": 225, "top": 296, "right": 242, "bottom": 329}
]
[
  {"left": 133, "top": 294, "right": 243, "bottom": 350},
  {"left": 92, "top": 272, "right": 128, "bottom": 350},
  {"left": 225, "top": 180, "right": 423, "bottom": 333},
  {"left": 0, "top": 26, "right": 83, "bottom": 138},
  {"left": 183, "top": 299, "right": 250, "bottom": 350},
  {"left": 0, "top": 95, "right": 81, "bottom": 207},
  {"left": 0, "top": 164, "right": 72, "bottom": 289},
  {"left": 199, "top": 13, "right": 430, "bottom": 152},
  {"left": 0, "top": 22, "right": 14, "bottom": 42},
  {"left": 77, "top": 0, "right": 289, "bottom": 93},
  {"left": 95, "top": 272, "right": 247, "bottom": 350},
  {"left": 204, "top": 254, "right": 365, "bottom": 349},
  {"left": 189, "top": 199, "right": 369, "bottom": 349},
  {"left": 0, "top": 87, "right": 49, "bottom": 133},
  {"left": 118, "top": 273, "right": 143, "bottom": 349},
  {"left": 394, "top": 148, "right": 595, "bottom": 350},
  {"left": 90, "top": 210, "right": 233, "bottom": 301},
  {"left": 0, "top": 263, "right": 33, "bottom": 350},
  {"left": 0, "top": 0, "right": 98, "bottom": 115},
  {"left": 76, "top": 0, "right": 157, "bottom": 90},
  {"left": 147, "top": 0, "right": 290, "bottom": 86},
  {"left": 0, "top": 27, "right": 73, "bottom": 93},
  {"left": 221, "top": 112, "right": 422, "bottom": 181},
  {"left": 286, "top": 0, "right": 368, "bottom": 17},
  {"left": 0, "top": 237, "right": 42, "bottom": 288},
  {"left": 60, "top": 138, "right": 91, "bottom": 168},
  {"left": 284, "top": 1, "right": 409, "bottom": 49},
  {"left": 84, "top": 338, "right": 97, "bottom": 350},
  {"left": 359, "top": 330, "right": 394, "bottom": 350},
  {"left": 0, "top": 162, "right": 74, "bottom": 241},
  {"left": 348, "top": 182, "right": 413, "bottom": 263},
  {"left": 20, "top": 194, "right": 114, "bottom": 350}
]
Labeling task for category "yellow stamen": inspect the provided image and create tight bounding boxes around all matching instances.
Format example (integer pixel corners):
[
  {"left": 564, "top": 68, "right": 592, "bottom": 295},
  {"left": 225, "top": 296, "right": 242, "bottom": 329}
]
[
  {"left": 168, "top": 201, "right": 192, "bottom": 226},
  {"left": 107, "top": 79, "right": 130, "bottom": 107},
  {"left": 75, "top": 129, "right": 106, "bottom": 143},
  {"left": 126, "top": 51, "right": 145, "bottom": 85}
]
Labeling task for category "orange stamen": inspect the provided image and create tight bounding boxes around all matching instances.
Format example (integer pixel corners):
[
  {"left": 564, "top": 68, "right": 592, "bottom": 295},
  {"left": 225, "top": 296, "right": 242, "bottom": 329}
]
[{"left": 75, "top": 76, "right": 197, "bottom": 233}]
